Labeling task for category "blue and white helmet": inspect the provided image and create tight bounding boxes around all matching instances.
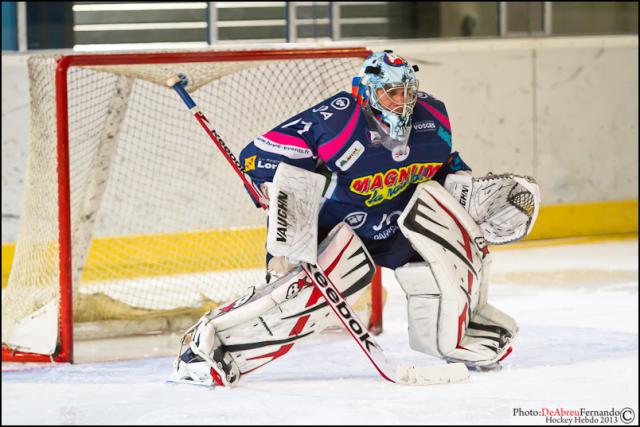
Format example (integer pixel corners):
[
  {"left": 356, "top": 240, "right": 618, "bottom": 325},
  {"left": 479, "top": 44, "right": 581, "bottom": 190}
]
[{"left": 352, "top": 50, "right": 419, "bottom": 151}]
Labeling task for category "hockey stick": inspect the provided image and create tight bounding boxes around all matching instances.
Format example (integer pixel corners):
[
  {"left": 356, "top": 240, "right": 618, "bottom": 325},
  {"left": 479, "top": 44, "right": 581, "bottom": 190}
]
[
  {"left": 167, "top": 75, "right": 469, "bottom": 385},
  {"left": 300, "top": 262, "right": 468, "bottom": 385},
  {"left": 167, "top": 74, "right": 269, "bottom": 209}
]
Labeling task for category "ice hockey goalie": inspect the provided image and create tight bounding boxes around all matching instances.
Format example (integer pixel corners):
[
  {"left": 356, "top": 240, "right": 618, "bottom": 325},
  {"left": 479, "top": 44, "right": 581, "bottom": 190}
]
[{"left": 168, "top": 50, "right": 540, "bottom": 387}]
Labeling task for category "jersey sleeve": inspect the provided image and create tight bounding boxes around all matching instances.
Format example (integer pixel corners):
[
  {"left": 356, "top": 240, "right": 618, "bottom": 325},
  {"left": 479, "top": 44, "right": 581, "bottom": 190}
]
[
  {"left": 432, "top": 151, "right": 472, "bottom": 185},
  {"left": 423, "top": 97, "right": 472, "bottom": 185},
  {"left": 238, "top": 108, "right": 323, "bottom": 206}
]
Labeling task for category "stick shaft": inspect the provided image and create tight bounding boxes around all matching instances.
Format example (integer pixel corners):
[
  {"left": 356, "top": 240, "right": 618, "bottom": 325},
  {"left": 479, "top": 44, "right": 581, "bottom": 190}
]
[{"left": 170, "top": 80, "right": 268, "bottom": 209}]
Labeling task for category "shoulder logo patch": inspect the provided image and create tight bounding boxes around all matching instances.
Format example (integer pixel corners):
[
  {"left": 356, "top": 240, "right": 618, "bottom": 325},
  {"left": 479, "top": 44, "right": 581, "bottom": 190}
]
[{"left": 330, "top": 97, "right": 350, "bottom": 110}]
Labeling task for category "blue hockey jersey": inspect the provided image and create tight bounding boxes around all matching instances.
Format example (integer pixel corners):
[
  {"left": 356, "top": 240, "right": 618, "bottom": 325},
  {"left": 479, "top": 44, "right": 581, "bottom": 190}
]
[{"left": 239, "top": 90, "right": 471, "bottom": 266}]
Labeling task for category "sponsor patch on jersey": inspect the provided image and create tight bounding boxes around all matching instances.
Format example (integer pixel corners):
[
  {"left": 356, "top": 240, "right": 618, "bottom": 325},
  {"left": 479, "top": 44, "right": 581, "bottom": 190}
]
[
  {"left": 336, "top": 140, "right": 365, "bottom": 171},
  {"left": 413, "top": 120, "right": 436, "bottom": 132},
  {"left": 330, "top": 97, "right": 350, "bottom": 110},
  {"left": 343, "top": 211, "right": 368, "bottom": 229},
  {"left": 372, "top": 210, "right": 402, "bottom": 232},
  {"left": 373, "top": 225, "right": 399, "bottom": 240},
  {"left": 350, "top": 162, "right": 443, "bottom": 207},
  {"left": 244, "top": 155, "right": 257, "bottom": 172},
  {"left": 257, "top": 158, "right": 279, "bottom": 170},
  {"left": 253, "top": 135, "right": 314, "bottom": 159}
]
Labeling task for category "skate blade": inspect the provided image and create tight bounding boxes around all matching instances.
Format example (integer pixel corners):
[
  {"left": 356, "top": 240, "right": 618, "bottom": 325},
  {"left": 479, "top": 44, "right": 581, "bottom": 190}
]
[{"left": 166, "top": 371, "right": 215, "bottom": 387}]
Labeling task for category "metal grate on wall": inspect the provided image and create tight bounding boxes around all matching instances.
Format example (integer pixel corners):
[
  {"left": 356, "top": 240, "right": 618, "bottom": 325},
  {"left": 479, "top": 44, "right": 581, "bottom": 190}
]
[
  {"left": 71, "top": 2, "right": 393, "bottom": 51},
  {"left": 211, "top": 1, "right": 390, "bottom": 43},
  {"left": 72, "top": 2, "right": 210, "bottom": 51},
  {"left": 211, "top": 1, "right": 287, "bottom": 43}
]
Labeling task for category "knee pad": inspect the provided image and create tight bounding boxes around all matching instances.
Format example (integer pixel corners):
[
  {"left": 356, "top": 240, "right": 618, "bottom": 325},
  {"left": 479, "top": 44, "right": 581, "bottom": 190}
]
[{"left": 204, "top": 222, "right": 377, "bottom": 375}]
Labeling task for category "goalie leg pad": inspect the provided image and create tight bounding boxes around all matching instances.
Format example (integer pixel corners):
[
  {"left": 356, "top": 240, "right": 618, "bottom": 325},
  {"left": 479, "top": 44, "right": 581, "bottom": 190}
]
[
  {"left": 172, "top": 222, "right": 376, "bottom": 385},
  {"left": 395, "top": 262, "right": 477, "bottom": 359},
  {"left": 396, "top": 181, "right": 516, "bottom": 368}
]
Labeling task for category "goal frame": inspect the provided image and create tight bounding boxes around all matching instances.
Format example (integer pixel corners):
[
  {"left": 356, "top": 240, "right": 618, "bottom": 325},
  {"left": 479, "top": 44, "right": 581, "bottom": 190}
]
[{"left": 2, "top": 47, "right": 383, "bottom": 364}]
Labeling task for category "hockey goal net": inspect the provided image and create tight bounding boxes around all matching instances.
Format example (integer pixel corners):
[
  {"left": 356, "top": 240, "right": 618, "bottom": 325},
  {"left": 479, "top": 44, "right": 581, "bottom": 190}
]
[{"left": 2, "top": 47, "right": 383, "bottom": 363}]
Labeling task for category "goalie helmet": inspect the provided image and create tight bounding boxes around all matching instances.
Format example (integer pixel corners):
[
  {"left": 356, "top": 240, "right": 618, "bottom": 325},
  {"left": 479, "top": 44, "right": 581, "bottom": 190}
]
[{"left": 352, "top": 50, "right": 419, "bottom": 155}]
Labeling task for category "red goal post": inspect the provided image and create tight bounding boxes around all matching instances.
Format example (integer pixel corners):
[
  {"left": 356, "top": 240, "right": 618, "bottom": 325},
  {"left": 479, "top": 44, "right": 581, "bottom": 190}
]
[{"left": 2, "top": 47, "right": 384, "bottom": 364}]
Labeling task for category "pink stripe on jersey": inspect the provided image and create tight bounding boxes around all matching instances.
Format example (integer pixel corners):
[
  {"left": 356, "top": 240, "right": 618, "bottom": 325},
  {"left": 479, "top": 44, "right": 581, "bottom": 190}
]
[
  {"left": 264, "top": 131, "right": 310, "bottom": 149},
  {"left": 417, "top": 99, "right": 450, "bottom": 131},
  {"left": 318, "top": 107, "right": 361, "bottom": 161}
]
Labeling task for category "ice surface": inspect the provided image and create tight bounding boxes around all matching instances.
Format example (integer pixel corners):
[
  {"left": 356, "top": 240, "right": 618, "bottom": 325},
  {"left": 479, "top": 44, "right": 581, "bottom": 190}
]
[{"left": 2, "top": 239, "right": 638, "bottom": 425}]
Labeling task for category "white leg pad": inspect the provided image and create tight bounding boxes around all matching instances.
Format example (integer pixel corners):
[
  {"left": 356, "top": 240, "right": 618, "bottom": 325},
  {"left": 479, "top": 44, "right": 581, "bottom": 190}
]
[
  {"left": 395, "top": 262, "right": 472, "bottom": 358},
  {"left": 200, "top": 223, "right": 377, "bottom": 375},
  {"left": 396, "top": 181, "right": 516, "bottom": 367}
]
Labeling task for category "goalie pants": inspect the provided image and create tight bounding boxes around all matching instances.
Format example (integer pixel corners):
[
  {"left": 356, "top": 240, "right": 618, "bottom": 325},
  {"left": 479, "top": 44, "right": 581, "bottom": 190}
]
[{"left": 266, "top": 225, "right": 422, "bottom": 270}]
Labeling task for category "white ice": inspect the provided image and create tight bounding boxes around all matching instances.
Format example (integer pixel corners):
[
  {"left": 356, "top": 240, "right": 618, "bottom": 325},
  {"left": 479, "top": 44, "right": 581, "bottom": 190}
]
[{"left": 2, "top": 239, "right": 638, "bottom": 425}]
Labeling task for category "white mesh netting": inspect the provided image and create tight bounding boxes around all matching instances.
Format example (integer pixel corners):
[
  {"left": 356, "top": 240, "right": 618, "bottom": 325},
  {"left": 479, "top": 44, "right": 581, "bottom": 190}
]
[{"left": 2, "top": 49, "right": 367, "bottom": 347}]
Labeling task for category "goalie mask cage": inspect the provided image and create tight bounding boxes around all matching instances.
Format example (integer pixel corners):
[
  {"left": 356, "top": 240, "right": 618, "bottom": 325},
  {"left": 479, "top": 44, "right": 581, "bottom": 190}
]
[{"left": 2, "top": 47, "right": 383, "bottom": 363}]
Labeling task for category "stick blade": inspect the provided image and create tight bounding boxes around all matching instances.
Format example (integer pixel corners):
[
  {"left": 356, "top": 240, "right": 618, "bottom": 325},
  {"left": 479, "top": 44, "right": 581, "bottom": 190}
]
[{"left": 395, "top": 362, "right": 469, "bottom": 385}]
